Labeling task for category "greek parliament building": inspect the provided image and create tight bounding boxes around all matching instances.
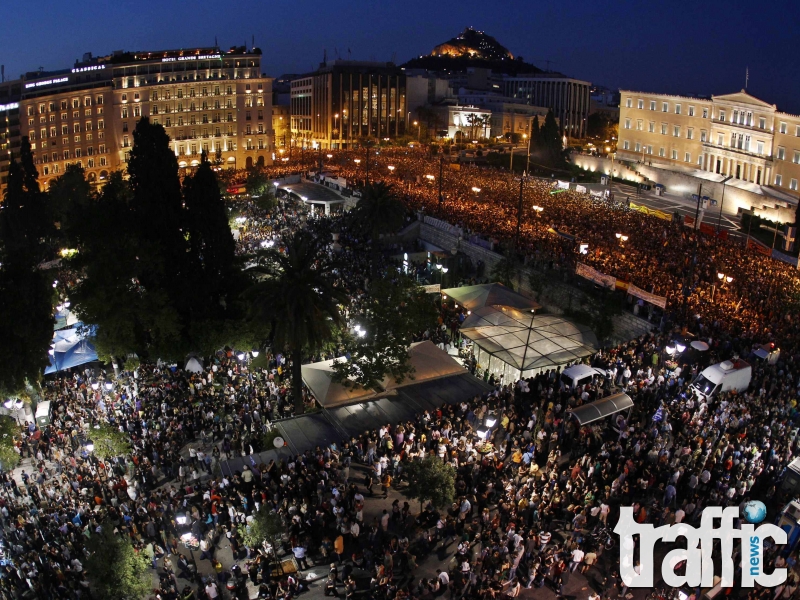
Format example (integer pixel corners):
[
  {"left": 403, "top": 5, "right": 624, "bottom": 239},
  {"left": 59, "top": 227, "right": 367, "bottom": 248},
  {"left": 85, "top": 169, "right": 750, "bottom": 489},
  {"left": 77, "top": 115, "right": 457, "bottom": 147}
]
[
  {"left": 0, "top": 46, "right": 273, "bottom": 192},
  {"left": 617, "top": 89, "right": 800, "bottom": 199}
]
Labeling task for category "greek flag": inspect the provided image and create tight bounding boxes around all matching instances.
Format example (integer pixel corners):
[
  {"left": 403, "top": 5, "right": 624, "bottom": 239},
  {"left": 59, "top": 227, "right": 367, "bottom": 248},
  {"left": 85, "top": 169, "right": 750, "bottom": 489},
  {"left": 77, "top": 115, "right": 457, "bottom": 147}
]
[{"left": 653, "top": 406, "right": 665, "bottom": 423}]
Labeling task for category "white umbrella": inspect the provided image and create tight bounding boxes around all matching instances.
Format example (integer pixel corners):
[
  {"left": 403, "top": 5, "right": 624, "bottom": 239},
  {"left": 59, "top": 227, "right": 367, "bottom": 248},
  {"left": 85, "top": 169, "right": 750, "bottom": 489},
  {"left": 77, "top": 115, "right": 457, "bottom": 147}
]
[{"left": 691, "top": 341, "right": 710, "bottom": 351}]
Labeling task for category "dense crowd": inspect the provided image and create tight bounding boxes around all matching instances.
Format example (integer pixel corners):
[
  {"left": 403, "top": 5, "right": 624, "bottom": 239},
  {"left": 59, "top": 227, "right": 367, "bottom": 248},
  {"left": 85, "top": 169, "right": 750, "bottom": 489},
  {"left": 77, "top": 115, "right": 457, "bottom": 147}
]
[{"left": 4, "top": 148, "right": 800, "bottom": 600}]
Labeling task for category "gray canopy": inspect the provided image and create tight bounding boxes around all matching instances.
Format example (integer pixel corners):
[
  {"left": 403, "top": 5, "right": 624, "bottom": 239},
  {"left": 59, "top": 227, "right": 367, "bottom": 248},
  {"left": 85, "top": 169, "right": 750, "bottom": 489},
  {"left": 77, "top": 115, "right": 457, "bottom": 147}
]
[{"left": 569, "top": 393, "right": 633, "bottom": 425}]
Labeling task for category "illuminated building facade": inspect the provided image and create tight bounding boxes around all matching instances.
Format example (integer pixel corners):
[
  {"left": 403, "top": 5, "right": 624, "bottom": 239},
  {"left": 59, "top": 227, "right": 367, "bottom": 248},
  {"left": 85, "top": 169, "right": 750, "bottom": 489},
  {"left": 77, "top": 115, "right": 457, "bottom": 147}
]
[
  {"left": 617, "top": 89, "right": 800, "bottom": 197},
  {"left": 0, "top": 46, "right": 273, "bottom": 194}
]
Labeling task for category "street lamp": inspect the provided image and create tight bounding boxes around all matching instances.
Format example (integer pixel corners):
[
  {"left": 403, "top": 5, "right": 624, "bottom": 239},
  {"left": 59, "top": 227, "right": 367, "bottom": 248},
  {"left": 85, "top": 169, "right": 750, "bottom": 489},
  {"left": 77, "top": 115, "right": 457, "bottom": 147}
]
[
  {"left": 388, "top": 165, "right": 395, "bottom": 175},
  {"left": 414, "top": 121, "right": 420, "bottom": 141},
  {"left": 425, "top": 174, "right": 435, "bottom": 182},
  {"left": 532, "top": 205, "right": 543, "bottom": 215},
  {"left": 471, "top": 187, "right": 481, "bottom": 193},
  {"left": 615, "top": 233, "right": 629, "bottom": 243}
]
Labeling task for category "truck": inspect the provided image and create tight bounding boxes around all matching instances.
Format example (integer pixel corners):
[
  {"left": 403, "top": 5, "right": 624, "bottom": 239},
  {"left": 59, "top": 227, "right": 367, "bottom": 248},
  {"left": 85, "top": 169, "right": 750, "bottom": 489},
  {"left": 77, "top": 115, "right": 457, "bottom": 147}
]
[
  {"left": 752, "top": 343, "right": 780, "bottom": 365},
  {"left": 689, "top": 359, "right": 752, "bottom": 401}
]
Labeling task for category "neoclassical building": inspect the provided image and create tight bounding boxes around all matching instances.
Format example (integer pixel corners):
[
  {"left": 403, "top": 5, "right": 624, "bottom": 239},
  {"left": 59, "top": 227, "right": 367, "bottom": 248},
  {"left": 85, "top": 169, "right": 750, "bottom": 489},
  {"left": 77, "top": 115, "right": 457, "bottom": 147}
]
[{"left": 617, "top": 89, "right": 800, "bottom": 198}]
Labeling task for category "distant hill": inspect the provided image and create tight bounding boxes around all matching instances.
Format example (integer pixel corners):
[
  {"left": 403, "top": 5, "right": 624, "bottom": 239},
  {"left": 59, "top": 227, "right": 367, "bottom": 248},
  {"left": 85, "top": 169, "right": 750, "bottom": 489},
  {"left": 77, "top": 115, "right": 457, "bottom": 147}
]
[{"left": 402, "top": 27, "right": 547, "bottom": 76}]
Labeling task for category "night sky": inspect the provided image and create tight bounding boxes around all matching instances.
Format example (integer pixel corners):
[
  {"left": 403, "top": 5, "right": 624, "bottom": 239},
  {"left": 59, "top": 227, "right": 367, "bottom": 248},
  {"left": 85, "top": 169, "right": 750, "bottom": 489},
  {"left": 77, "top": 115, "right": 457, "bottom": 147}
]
[{"left": 3, "top": 0, "right": 799, "bottom": 113}]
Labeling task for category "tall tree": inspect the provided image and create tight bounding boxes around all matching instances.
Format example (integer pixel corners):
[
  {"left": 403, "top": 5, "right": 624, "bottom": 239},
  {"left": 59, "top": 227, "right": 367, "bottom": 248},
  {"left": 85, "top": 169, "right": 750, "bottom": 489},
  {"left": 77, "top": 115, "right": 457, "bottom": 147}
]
[
  {"left": 352, "top": 182, "right": 406, "bottom": 276},
  {"left": 331, "top": 274, "right": 437, "bottom": 390},
  {"left": 68, "top": 172, "right": 181, "bottom": 362},
  {"left": 539, "top": 109, "right": 565, "bottom": 168},
  {"left": 47, "top": 163, "right": 93, "bottom": 247},
  {"left": 404, "top": 455, "right": 456, "bottom": 511},
  {"left": 247, "top": 229, "right": 348, "bottom": 413},
  {"left": 0, "top": 137, "right": 55, "bottom": 393}
]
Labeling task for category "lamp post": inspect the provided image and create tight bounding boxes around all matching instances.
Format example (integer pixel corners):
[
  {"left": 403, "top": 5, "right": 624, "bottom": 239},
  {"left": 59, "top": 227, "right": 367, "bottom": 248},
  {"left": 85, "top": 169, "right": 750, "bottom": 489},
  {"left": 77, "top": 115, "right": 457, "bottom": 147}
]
[
  {"left": 414, "top": 121, "right": 420, "bottom": 141},
  {"left": 615, "top": 232, "right": 629, "bottom": 244},
  {"left": 711, "top": 272, "right": 733, "bottom": 301},
  {"left": 515, "top": 176, "right": 525, "bottom": 252},
  {"left": 717, "top": 175, "right": 733, "bottom": 233},
  {"left": 334, "top": 113, "right": 339, "bottom": 148}
]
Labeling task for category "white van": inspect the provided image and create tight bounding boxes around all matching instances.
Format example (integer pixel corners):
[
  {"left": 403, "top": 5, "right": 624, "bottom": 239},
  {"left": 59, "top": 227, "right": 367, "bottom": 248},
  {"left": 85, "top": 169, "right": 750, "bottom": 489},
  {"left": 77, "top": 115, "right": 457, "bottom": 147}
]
[
  {"left": 34, "top": 401, "right": 51, "bottom": 427},
  {"left": 690, "top": 359, "right": 752, "bottom": 401},
  {"left": 560, "top": 364, "right": 607, "bottom": 391}
]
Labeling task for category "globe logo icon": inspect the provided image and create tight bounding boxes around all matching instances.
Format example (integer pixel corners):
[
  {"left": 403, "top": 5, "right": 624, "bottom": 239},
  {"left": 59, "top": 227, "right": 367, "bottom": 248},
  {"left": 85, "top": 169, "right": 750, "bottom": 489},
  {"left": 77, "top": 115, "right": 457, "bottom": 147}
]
[{"left": 743, "top": 500, "right": 767, "bottom": 524}]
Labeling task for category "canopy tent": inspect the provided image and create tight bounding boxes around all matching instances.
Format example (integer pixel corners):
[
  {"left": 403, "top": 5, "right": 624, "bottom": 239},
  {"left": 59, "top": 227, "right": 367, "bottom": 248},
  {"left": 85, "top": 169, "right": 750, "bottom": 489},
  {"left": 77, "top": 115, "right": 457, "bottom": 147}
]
[
  {"left": 441, "top": 283, "right": 541, "bottom": 312},
  {"left": 185, "top": 357, "right": 204, "bottom": 374},
  {"left": 302, "top": 341, "right": 466, "bottom": 408},
  {"left": 461, "top": 307, "right": 598, "bottom": 382},
  {"left": 568, "top": 393, "right": 633, "bottom": 426},
  {"left": 45, "top": 325, "right": 98, "bottom": 374}
]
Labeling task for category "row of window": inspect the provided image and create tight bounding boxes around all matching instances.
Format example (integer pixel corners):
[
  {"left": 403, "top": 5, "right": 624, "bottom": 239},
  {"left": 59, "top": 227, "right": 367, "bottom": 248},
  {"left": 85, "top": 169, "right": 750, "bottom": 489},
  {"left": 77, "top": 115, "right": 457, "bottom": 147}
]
[
  {"left": 28, "top": 96, "right": 105, "bottom": 115},
  {"left": 40, "top": 157, "right": 107, "bottom": 175},
  {"left": 174, "top": 139, "right": 265, "bottom": 155},
  {"left": 120, "top": 72, "right": 261, "bottom": 89},
  {"left": 28, "top": 108, "right": 104, "bottom": 126},
  {"left": 625, "top": 98, "right": 800, "bottom": 136},
  {"left": 29, "top": 121, "right": 105, "bottom": 139}
]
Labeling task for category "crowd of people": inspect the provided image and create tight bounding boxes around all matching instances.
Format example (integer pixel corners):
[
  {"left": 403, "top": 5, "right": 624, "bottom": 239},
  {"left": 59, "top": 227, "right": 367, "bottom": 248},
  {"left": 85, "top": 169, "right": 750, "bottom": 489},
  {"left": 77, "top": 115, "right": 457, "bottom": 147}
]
[{"left": 3, "top": 147, "right": 800, "bottom": 600}]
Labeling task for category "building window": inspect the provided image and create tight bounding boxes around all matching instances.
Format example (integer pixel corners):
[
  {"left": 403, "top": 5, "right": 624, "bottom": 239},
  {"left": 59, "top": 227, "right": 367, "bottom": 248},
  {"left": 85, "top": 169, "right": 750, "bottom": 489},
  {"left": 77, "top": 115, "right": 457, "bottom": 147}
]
[
  {"left": 659, "top": 147, "right": 665, "bottom": 157},
  {"left": 700, "top": 130, "right": 707, "bottom": 142},
  {"left": 623, "top": 140, "right": 629, "bottom": 150},
  {"left": 688, "top": 106, "right": 695, "bottom": 117},
  {"left": 625, "top": 98, "right": 632, "bottom": 108},
  {"left": 719, "top": 110, "right": 725, "bottom": 121},
  {"left": 634, "top": 142, "right": 641, "bottom": 152},
  {"left": 646, "top": 145, "right": 652, "bottom": 155},
  {"left": 637, "top": 99, "right": 644, "bottom": 109},
  {"left": 648, "top": 122, "right": 655, "bottom": 133},
  {"left": 759, "top": 117, "right": 766, "bottom": 129},
  {"left": 123, "top": 135, "right": 129, "bottom": 148},
  {"left": 100, "top": 157, "right": 106, "bottom": 166},
  {"left": 777, "top": 147, "right": 785, "bottom": 160},
  {"left": 122, "top": 107, "right": 128, "bottom": 118},
  {"left": 717, "top": 133, "right": 724, "bottom": 145},
  {"left": 650, "top": 101, "right": 656, "bottom": 111},
  {"left": 687, "top": 128, "right": 693, "bottom": 140},
  {"left": 796, "top": 125, "right": 800, "bottom": 137},
  {"left": 671, "top": 149, "right": 678, "bottom": 160},
  {"left": 780, "top": 122, "right": 787, "bottom": 134},
  {"left": 624, "top": 118, "right": 631, "bottom": 129},
  {"left": 675, "top": 104, "right": 681, "bottom": 115},
  {"left": 661, "top": 123, "right": 667, "bottom": 135},
  {"left": 793, "top": 151, "right": 800, "bottom": 164},
  {"left": 685, "top": 152, "right": 691, "bottom": 162},
  {"left": 673, "top": 126, "right": 680, "bottom": 137},
  {"left": 791, "top": 179, "right": 798, "bottom": 191},
  {"left": 757, "top": 141, "right": 764, "bottom": 155},
  {"left": 775, "top": 174, "right": 782, "bottom": 186},
  {"left": 702, "top": 108, "right": 708, "bottom": 119},
  {"left": 636, "top": 120, "right": 643, "bottom": 131},
  {"left": 662, "top": 102, "right": 668, "bottom": 112}
]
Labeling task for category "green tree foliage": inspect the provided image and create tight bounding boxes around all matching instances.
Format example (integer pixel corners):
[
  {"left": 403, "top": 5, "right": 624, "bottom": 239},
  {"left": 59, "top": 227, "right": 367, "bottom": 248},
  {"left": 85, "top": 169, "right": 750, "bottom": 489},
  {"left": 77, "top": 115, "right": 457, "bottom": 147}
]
[
  {"left": 0, "top": 417, "right": 20, "bottom": 471},
  {"left": 245, "top": 167, "right": 270, "bottom": 197},
  {"left": 68, "top": 172, "right": 182, "bottom": 362},
  {"left": 66, "top": 121, "right": 243, "bottom": 361},
  {"left": 352, "top": 182, "right": 406, "bottom": 276},
  {"left": 247, "top": 229, "right": 348, "bottom": 412},
  {"left": 89, "top": 422, "right": 132, "bottom": 460},
  {"left": 47, "top": 163, "right": 93, "bottom": 245},
  {"left": 404, "top": 455, "right": 456, "bottom": 510},
  {"left": 85, "top": 522, "right": 151, "bottom": 600},
  {"left": 0, "top": 137, "right": 55, "bottom": 394},
  {"left": 237, "top": 505, "right": 284, "bottom": 550},
  {"left": 586, "top": 112, "right": 618, "bottom": 143},
  {"left": 331, "top": 275, "right": 437, "bottom": 390}
]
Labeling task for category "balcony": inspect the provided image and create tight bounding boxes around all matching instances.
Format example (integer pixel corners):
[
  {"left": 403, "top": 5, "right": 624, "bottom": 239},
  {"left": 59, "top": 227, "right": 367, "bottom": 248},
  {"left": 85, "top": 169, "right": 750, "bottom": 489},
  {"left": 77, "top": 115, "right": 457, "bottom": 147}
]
[{"left": 711, "top": 118, "right": 770, "bottom": 134}]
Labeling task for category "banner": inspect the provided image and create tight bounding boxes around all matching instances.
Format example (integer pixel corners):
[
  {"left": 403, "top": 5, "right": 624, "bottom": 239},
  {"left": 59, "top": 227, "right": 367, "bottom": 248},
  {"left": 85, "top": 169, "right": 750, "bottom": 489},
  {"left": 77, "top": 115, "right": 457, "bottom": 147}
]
[
  {"left": 771, "top": 248, "right": 799, "bottom": 268},
  {"left": 615, "top": 280, "right": 629, "bottom": 291},
  {"left": 629, "top": 202, "right": 672, "bottom": 222},
  {"left": 422, "top": 284, "right": 441, "bottom": 294},
  {"left": 575, "top": 185, "right": 587, "bottom": 194},
  {"left": 627, "top": 284, "right": 668, "bottom": 309},
  {"left": 557, "top": 180, "right": 570, "bottom": 190},
  {"left": 576, "top": 262, "right": 616, "bottom": 289},
  {"left": 747, "top": 237, "right": 772, "bottom": 256}
]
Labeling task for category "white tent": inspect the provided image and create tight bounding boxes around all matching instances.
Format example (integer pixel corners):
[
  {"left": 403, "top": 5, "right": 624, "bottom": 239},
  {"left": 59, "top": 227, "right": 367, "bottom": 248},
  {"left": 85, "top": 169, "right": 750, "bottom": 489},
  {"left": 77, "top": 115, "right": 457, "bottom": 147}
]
[
  {"left": 461, "top": 307, "right": 598, "bottom": 382},
  {"left": 185, "top": 357, "right": 204, "bottom": 374},
  {"left": 302, "top": 341, "right": 466, "bottom": 408}
]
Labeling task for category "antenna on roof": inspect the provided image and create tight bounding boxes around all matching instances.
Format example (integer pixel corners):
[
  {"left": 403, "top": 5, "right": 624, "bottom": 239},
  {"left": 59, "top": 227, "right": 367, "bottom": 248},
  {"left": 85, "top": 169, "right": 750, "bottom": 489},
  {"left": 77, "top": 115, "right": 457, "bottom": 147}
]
[{"left": 745, "top": 67, "right": 749, "bottom": 90}]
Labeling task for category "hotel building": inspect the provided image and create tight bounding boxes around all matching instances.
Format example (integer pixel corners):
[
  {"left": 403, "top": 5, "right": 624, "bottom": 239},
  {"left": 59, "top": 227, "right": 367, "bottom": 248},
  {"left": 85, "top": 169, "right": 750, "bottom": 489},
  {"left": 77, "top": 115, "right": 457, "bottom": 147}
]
[
  {"left": 617, "top": 89, "right": 800, "bottom": 199},
  {"left": 1, "top": 46, "right": 273, "bottom": 193}
]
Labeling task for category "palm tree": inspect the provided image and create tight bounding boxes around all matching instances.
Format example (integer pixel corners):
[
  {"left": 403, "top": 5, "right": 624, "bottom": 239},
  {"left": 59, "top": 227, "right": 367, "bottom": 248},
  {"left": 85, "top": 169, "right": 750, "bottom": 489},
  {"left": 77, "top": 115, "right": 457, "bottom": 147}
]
[
  {"left": 352, "top": 182, "right": 406, "bottom": 277},
  {"left": 247, "top": 229, "right": 348, "bottom": 413}
]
